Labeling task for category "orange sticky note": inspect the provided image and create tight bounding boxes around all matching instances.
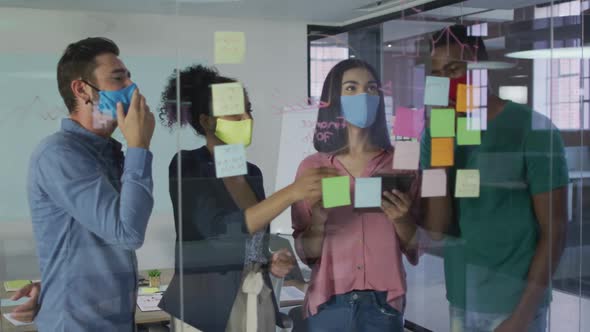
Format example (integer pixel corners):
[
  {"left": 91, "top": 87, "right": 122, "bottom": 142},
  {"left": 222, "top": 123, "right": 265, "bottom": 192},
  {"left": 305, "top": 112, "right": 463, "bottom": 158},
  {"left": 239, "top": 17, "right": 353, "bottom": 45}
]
[
  {"left": 431, "top": 138, "right": 454, "bottom": 167},
  {"left": 456, "top": 84, "right": 474, "bottom": 113}
]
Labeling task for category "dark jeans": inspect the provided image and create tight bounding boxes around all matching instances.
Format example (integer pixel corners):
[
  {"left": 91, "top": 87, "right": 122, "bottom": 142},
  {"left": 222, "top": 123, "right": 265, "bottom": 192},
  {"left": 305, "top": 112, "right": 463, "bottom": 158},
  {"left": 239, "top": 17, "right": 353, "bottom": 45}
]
[{"left": 307, "top": 290, "right": 404, "bottom": 332}]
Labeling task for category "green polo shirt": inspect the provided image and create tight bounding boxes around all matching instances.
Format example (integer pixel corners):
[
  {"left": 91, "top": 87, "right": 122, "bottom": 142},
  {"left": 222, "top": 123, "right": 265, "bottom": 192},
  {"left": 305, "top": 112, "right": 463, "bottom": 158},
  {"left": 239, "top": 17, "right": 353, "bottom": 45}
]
[{"left": 420, "top": 101, "right": 569, "bottom": 313}]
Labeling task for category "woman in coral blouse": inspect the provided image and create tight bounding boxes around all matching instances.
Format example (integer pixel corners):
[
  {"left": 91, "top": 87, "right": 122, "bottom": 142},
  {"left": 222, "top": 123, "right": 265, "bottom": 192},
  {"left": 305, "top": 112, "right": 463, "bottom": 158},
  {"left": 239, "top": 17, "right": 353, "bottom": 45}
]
[{"left": 292, "top": 59, "right": 449, "bottom": 332}]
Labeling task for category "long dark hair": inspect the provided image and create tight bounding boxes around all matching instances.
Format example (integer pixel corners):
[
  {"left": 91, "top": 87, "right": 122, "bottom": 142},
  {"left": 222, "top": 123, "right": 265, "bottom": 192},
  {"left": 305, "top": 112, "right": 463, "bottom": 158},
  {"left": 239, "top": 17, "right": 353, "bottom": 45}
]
[{"left": 314, "top": 59, "right": 391, "bottom": 153}]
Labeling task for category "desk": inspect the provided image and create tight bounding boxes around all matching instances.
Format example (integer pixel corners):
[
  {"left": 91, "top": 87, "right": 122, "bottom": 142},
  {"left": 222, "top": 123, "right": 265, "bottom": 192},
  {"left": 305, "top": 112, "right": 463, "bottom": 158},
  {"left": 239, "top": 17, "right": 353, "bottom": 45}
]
[{"left": 1, "top": 269, "right": 305, "bottom": 331}]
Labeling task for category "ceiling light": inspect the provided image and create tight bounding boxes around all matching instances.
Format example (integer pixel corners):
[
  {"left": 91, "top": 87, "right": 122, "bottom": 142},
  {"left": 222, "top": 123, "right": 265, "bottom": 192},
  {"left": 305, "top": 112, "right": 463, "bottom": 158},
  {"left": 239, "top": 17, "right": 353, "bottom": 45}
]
[
  {"left": 506, "top": 46, "right": 590, "bottom": 59},
  {"left": 504, "top": 14, "right": 589, "bottom": 60}
]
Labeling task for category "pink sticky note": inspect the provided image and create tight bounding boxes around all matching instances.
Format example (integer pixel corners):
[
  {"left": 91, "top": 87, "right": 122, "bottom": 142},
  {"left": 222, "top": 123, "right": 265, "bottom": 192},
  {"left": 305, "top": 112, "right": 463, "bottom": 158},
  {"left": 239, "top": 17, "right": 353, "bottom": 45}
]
[
  {"left": 393, "top": 107, "right": 425, "bottom": 138},
  {"left": 421, "top": 169, "right": 447, "bottom": 197}
]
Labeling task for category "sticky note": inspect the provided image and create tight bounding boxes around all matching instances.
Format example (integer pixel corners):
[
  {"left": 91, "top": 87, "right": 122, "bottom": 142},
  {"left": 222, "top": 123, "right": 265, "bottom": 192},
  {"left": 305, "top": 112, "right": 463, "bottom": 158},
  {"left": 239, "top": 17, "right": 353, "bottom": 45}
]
[
  {"left": 424, "top": 76, "right": 450, "bottom": 106},
  {"left": 455, "top": 169, "right": 480, "bottom": 198},
  {"left": 354, "top": 177, "right": 382, "bottom": 208},
  {"left": 322, "top": 176, "right": 351, "bottom": 208},
  {"left": 211, "top": 82, "right": 245, "bottom": 116},
  {"left": 421, "top": 169, "right": 447, "bottom": 197},
  {"left": 430, "top": 108, "right": 456, "bottom": 137},
  {"left": 214, "top": 31, "right": 246, "bottom": 64},
  {"left": 431, "top": 138, "right": 454, "bottom": 167},
  {"left": 457, "top": 84, "right": 475, "bottom": 113},
  {"left": 1, "top": 297, "right": 30, "bottom": 307},
  {"left": 393, "top": 107, "right": 425, "bottom": 138},
  {"left": 457, "top": 117, "right": 481, "bottom": 145},
  {"left": 3, "top": 280, "right": 31, "bottom": 292},
  {"left": 214, "top": 144, "right": 247, "bottom": 178},
  {"left": 393, "top": 141, "right": 420, "bottom": 170}
]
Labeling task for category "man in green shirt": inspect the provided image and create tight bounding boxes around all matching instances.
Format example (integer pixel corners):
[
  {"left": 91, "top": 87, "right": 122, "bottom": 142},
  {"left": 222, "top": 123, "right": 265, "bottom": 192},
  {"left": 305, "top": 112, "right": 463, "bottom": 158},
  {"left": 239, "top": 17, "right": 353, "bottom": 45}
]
[{"left": 421, "top": 25, "right": 569, "bottom": 332}]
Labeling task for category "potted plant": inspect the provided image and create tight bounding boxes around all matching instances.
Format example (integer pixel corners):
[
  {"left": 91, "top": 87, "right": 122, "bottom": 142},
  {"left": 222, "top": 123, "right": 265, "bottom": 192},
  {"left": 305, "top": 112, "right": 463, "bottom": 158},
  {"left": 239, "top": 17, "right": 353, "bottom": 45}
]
[{"left": 147, "top": 269, "right": 161, "bottom": 288}]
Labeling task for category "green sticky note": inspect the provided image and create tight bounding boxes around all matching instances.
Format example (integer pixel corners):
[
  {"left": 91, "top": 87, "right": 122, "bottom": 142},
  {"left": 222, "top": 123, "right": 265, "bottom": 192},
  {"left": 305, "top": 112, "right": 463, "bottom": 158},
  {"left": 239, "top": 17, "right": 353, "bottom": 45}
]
[
  {"left": 430, "top": 108, "right": 456, "bottom": 137},
  {"left": 457, "top": 117, "right": 481, "bottom": 145},
  {"left": 322, "top": 176, "right": 351, "bottom": 208},
  {"left": 455, "top": 169, "right": 480, "bottom": 198},
  {"left": 4, "top": 280, "right": 31, "bottom": 291}
]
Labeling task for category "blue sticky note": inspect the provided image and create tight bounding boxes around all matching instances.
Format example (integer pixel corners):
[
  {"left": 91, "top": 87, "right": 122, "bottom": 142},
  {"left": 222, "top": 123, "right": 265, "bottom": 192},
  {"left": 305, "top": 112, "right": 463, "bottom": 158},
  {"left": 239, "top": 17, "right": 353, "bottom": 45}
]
[
  {"left": 354, "top": 177, "right": 382, "bottom": 208},
  {"left": 1, "top": 297, "right": 30, "bottom": 307},
  {"left": 424, "top": 76, "right": 450, "bottom": 106},
  {"left": 214, "top": 144, "right": 248, "bottom": 178}
]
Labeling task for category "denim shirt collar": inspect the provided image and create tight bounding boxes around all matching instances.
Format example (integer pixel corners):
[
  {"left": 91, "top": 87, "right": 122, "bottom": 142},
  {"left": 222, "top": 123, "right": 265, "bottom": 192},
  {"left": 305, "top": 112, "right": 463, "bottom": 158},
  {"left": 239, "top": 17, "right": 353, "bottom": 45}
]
[{"left": 61, "top": 118, "right": 122, "bottom": 154}]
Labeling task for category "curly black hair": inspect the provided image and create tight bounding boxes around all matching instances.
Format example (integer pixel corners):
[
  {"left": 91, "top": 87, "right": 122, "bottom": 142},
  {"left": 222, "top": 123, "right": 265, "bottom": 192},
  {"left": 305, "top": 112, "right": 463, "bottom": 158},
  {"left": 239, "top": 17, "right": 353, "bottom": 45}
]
[{"left": 158, "top": 65, "right": 236, "bottom": 135}]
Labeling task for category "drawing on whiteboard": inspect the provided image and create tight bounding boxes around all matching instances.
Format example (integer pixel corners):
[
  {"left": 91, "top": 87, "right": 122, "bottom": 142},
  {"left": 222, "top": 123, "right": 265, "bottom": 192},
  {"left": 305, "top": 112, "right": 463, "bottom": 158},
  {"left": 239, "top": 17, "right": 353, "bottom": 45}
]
[{"left": 0, "top": 96, "right": 67, "bottom": 126}]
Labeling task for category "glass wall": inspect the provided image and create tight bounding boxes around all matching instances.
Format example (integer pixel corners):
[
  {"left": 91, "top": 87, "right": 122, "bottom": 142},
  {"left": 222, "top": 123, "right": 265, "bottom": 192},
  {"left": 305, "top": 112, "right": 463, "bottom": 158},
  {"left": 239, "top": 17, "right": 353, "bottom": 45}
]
[{"left": 0, "top": 0, "right": 587, "bottom": 332}]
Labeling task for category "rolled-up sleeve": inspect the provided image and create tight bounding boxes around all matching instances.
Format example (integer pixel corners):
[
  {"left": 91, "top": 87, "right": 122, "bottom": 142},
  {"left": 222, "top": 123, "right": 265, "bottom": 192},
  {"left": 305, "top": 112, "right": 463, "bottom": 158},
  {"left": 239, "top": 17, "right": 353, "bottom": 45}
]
[{"left": 37, "top": 146, "right": 154, "bottom": 250}]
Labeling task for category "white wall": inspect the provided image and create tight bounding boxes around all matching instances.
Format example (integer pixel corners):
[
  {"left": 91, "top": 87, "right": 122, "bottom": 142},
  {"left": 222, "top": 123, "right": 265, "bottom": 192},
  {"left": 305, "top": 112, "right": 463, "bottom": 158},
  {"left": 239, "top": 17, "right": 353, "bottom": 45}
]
[{"left": 0, "top": 7, "right": 308, "bottom": 276}]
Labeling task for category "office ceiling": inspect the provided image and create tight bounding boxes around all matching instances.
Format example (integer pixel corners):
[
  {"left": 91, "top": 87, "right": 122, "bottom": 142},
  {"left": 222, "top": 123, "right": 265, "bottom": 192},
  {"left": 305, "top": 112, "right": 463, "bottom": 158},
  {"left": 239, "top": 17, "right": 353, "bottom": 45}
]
[{"left": 0, "top": 0, "right": 438, "bottom": 24}]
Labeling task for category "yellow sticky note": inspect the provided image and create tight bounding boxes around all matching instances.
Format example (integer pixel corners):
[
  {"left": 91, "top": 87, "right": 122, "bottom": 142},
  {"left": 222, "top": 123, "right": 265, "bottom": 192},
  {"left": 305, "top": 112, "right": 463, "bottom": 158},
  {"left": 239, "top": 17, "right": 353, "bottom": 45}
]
[
  {"left": 215, "top": 31, "right": 246, "bottom": 64},
  {"left": 457, "top": 84, "right": 474, "bottom": 113},
  {"left": 211, "top": 82, "right": 245, "bottom": 117},
  {"left": 431, "top": 138, "right": 454, "bottom": 167},
  {"left": 455, "top": 169, "right": 480, "bottom": 198},
  {"left": 3, "top": 280, "right": 31, "bottom": 291}
]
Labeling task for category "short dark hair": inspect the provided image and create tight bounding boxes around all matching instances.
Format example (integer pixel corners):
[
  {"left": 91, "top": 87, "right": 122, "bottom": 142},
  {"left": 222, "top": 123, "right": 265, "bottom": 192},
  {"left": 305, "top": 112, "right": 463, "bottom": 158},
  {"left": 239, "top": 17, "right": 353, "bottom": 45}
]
[
  {"left": 158, "top": 65, "right": 237, "bottom": 135},
  {"left": 314, "top": 59, "right": 391, "bottom": 153},
  {"left": 57, "top": 37, "right": 120, "bottom": 113},
  {"left": 431, "top": 24, "right": 488, "bottom": 61}
]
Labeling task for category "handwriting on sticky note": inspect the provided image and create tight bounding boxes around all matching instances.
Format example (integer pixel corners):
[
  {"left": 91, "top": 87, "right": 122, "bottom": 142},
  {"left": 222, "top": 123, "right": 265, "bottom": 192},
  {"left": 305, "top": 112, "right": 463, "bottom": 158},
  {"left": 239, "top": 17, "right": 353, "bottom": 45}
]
[
  {"left": 354, "top": 177, "right": 382, "bottom": 208},
  {"left": 322, "top": 176, "right": 351, "bottom": 208},
  {"left": 455, "top": 169, "right": 480, "bottom": 198},
  {"left": 215, "top": 31, "right": 246, "bottom": 64},
  {"left": 424, "top": 76, "right": 450, "bottom": 106},
  {"left": 393, "top": 141, "right": 420, "bottom": 170},
  {"left": 457, "top": 117, "right": 481, "bottom": 145},
  {"left": 421, "top": 169, "right": 447, "bottom": 197},
  {"left": 394, "top": 107, "right": 424, "bottom": 138},
  {"left": 214, "top": 144, "right": 247, "bottom": 178},
  {"left": 431, "top": 137, "right": 454, "bottom": 167},
  {"left": 211, "top": 82, "right": 245, "bottom": 117},
  {"left": 430, "top": 108, "right": 456, "bottom": 137}
]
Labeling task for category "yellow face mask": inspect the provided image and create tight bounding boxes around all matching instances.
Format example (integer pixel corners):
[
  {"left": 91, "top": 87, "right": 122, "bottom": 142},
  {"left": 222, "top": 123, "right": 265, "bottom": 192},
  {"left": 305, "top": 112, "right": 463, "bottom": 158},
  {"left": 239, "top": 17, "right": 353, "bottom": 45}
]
[{"left": 214, "top": 118, "right": 253, "bottom": 147}]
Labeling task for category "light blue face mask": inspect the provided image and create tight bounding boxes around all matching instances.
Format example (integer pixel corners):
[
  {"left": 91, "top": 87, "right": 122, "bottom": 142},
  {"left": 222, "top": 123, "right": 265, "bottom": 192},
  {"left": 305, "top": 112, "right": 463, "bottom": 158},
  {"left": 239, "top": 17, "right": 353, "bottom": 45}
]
[
  {"left": 85, "top": 81, "right": 137, "bottom": 118},
  {"left": 340, "top": 93, "right": 380, "bottom": 128}
]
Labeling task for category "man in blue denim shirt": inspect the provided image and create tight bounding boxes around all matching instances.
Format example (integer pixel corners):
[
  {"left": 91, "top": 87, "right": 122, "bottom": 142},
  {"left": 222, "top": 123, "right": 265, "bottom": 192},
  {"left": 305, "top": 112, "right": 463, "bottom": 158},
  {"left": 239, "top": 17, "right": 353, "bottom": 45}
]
[{"left": 22, "top": 37, "right": 155, "bottom": 331}]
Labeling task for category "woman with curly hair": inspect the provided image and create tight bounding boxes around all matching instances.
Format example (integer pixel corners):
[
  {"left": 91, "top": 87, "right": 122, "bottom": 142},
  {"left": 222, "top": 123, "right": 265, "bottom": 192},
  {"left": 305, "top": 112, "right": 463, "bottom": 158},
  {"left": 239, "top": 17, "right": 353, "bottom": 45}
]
[{"left": 157, "top": 65, "right": 336, "bottom": 331}]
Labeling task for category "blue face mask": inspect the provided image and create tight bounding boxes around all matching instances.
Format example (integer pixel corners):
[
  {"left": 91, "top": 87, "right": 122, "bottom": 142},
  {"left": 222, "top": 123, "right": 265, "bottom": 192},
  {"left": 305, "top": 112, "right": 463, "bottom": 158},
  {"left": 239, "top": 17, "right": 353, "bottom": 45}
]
[
  {"left": 340, "top": 93, "right": 380, "bottom": 128},
  {"left": 85, "top": 81, "right": 137, "bottom": 118}
]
